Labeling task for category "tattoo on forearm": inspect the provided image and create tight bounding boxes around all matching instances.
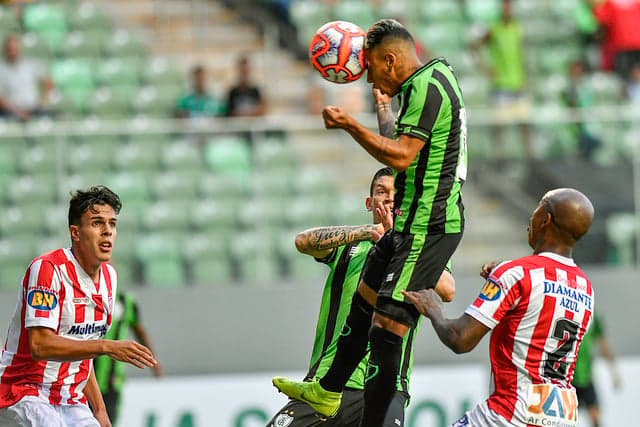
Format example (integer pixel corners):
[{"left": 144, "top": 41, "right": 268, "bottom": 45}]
[
  {"left": 309, "top": 225, "right": 378, "bottom": 250},
  {"left": 377, "top": 104, "right": 395, "bottom": 138}
]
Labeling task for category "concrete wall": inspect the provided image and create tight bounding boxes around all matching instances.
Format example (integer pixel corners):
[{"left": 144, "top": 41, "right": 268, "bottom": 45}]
[{"left": 1, "top": 267, "right": 638, "bottom": 377}]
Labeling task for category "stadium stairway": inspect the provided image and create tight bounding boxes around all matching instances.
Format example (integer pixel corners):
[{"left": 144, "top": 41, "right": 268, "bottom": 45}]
[{"left": 94, "top": 0, "right": 310, "bottom": 114}]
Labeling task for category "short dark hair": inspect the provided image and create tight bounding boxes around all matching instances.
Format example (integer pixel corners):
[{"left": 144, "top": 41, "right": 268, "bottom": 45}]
[
  {"left": 365, "top": 19, "right": 414, "bottom": 50},
  {"left": 68, "top": 186, "right": 122, "bottom": 226},
  {"left": 370, "top": 167, "right": 393, "bottom": 196}
]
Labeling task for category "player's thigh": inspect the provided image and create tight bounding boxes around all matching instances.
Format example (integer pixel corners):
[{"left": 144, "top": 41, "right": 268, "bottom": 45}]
[
  {"left": 3, "top": 396, "right": 65, "bottom": 427},
  {"left": 376, "top": 233, "right": 461, "bottom": 327},
  {"left": 382, "top": 391, "right": 409, "bottom": 427},
  {"left": 61, "top": 404, "right": 100, "bottom": 427},
  {"left": 361, "top": 231, "right": 396, "bottom": 292}
]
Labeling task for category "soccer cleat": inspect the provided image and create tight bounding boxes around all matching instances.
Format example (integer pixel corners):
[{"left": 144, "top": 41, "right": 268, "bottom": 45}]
[{"left": 272, "top": 377, "right": 342, "bottom": 417}]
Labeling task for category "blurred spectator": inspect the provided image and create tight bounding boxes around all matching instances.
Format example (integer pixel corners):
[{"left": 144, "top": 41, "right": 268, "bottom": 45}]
[
  {"left": 0, "top": 33, "right": 53, "bottom": 121},
  {"left": 591, "top": 0, "right": 640, "bottom": 78},
  {"left": 225, "top": 55, "right": 266, "bottom": 117},
  {"left": 175, "top": 64, "right": 226, "bottom": 118},
  {"left": 563, "top": 60, "right": 602, "bottom": 161},
  {"left": 574, "top": 0, "right": 604, "bottom": 70},
  {"left": 473, "top": 0, "right": 531, "bottom": 164},
  {"left": 625, "top": 63, "right": 640, "bottom": 103}
]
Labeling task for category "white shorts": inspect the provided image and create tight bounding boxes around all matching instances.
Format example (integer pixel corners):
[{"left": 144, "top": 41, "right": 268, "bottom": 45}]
[
  {"left": 0, "top": 395, "right": 100, "bottom": 427},
  {"left": 451, "top": 400, "right": 517, "bottom": 427}
]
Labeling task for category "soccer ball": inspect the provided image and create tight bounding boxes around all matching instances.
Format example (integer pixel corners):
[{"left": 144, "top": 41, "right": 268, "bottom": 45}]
[{"left": 308, "top": 20, "right": 366, "bottom": 84}]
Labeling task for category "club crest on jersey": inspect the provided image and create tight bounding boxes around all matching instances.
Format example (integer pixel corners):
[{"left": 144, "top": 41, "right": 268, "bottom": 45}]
[
  {"left": 27, "top": 289, "right": 58, "bottom": 310},
  {"left": 479, "top": 280, "right": 501, "bottom": 301},
  {"left": 273, "top": 413, "right": 294, "bottom": 427}
]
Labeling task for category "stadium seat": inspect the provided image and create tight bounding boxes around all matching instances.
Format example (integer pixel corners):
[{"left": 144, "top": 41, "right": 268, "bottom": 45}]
[
  {"left": 59, "top": 30, "right": 104, "bottom": 59},
  {"left": 141, "top": 259, "right": 186, "bottom": 287},
  {"left": 20, "top": 33, "right": 52, "bottom": 61},
  {"left": 149, "top": 171, "right": 199, "bottom": 201},
  {"left": 17, "top": 141, "right": 61, "bottom": 175},
  {"left": 135, "top": 233, "right": 184, "bottom": 287},
  {"left": 587, "top": 73, "right": 623, "bottom": 105},
  {"left": 229, "top": 232, "right": 280, "bottom": 283},
  {"left": 285, "top": 196, "right": 334, "bottom": 227},
  {"left": 465, "top": 0, "right": 501, "bottom": 23},
  {"left": 419, "top": 0, "right": 464, "bottom": 22},
  {"left": 131, "top": 85, "right": 181, "bottom": 117},
  {"left": 289, "top": 0, "right": 331, "bottom": 47},
  {"left": 143, "top": 58, "right": 184, "bottom": 87},
  {"left": 160, "top": 139, "right": 203, "bottom": 170},
  {"left": 105, "top": 172, "right": 152, "bottom": 204},
  {"left": 112, "top": 141, "right": 160, "bottom": 171},
  {"left": 58, "top": 172, "right": 107, "bottom": 199},
  {"left": 182, "top": 234, "right": 234, "bottom": 285},
  {"left": 0, "top": 205, "right": 47, "bottom": 236},
  {"left": 606, "top": 213, "right": 637, "bottom": 265},
  {"left": 95, "top": 57, "right": 142, "bottom": 88},
  {"left": 0, "top": 237, "right": 35, "bottom": 265},
  {"left": 69, "top": 2, "right": 111, "bottom": 31},
  {"left": 190, "top": 258, "right": 234, "bottom": 286},
  {"left": 50, "top": 58, "right": 94, "bottom": 111},
  {"left": 87, "top": 87, "right": 132, "bottom": 118},
  {"left": 22, "top": 3, "right": 68, "bottom": 53},
  {"left": 189, "top": 199, "right": 237, "bottom": 232},
  {"left": 333, "top": 1, "right": 376, "bottom": 31},
  {"left": 287, "top": 251, "right": 328, "bottom": 281},
  {"left": 7, "top": 174, "right": 58, "bottom": 205},
  {"left": 292, "top": 168, "right": 335, "bottom": 198},
  {"left": 0, "top": 261, "right": 29, "bottom": 291},
  {"left": 66, "top": 141, "right": 113, "bottom": 173},
  {"left": 0, "top": 7, "right": 20, "bottom": 34},
  {"left": 236, "top": 197, "right": 286, "bottom": 229},
  {"left": 457, "top": 75, "right": 490, "bottom": 106},
  {"left": 532, "top": 74, "right": 568, "bottom": 103},
  {"left": 110, "top": 261, "right": 135, "bottom": 287},
  {"left": 104, "top": 30, "right": 146, "bottom": 59},
  {"left": 204, "top": 135, "right": 253, "bottom": 180},
  {"left": 42, "top": 203, "right": 67, "bottom": 235},
  {"left": 414, "top": 24, "right": 465, "bottom": 55},
  {"left": 252, "top": 136, "right": 298, "bottom": 171},
  {"left": 48, "top": 89, "right": 82, "bottom": 118},
  {"left": 141, "top": 200, "right": 191, "bottom": 231},
  {"left": 251, "top": 171, "right": 294, "bottom": 198},
  {"left": 198, "top": 173, "right": 250, "bottom": 201}
]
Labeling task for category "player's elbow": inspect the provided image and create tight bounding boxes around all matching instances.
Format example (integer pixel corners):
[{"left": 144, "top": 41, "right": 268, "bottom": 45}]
[
  {"left": 29, "top": 339, "right": 48, "bottom": 361},
  {"left": 390, "top": 157, "right": 412, "bottom": 173},
  {"left": 449, "top": 340, "right": 474, "bottom": 354},
  {"left": 295, "top": 233, "right": 310, "bottom": 254}
]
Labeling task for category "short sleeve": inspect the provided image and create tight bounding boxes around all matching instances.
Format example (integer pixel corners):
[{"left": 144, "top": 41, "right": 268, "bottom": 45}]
[
  {"left": 464, "top": 262, "right": 524, "bottom": 329},
  {"left": 24, "top": 259, "right": 63, "bottom": 331},
  {"left": 396, "top": 81, "right": 443, "bottom": 142},
  {"left": 314, "top": 248, "right": 339, "bottom": 266}
]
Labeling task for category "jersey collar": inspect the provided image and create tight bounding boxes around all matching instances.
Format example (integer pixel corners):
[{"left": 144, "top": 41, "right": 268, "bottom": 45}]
[
  {"left": 537, "top": 251, "right": 576, "bottom": 267},
  {"left": 400, "top": 57, "right": 444, "bottom": 91}
]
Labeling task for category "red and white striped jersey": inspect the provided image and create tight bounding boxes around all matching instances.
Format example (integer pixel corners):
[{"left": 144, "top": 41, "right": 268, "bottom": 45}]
[
  {"left": 0, "top": 248, "right": 117, "bottom": 408},
  {"left": 465, "top": 252, "right": 593, "bottom": 427}
]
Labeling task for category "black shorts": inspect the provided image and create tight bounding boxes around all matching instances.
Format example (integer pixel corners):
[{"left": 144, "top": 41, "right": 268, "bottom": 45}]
[
  {"left": 362, "top": 230, "right": 462, "bottom": 328},
  {"left": 574, "top": 382, "right": 598, "bottom": 408},
  {"left": 102, "top": 389, "right": 121, "bottom": 423},
  {"left": 266, "top": 389, "right": 409, "bottom": 427}
]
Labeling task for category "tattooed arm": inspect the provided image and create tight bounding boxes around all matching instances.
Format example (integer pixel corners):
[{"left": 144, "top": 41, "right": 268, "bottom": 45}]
[
  {"left": 295, "top": 223, "right": 385, "bottom": 259},
  {"left": 374, "top": 88, "right": 394, "bottom": 138}
]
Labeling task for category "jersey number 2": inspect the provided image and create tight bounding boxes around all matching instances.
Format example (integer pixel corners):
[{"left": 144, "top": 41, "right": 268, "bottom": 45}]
[{"left": 544, "top": 318, "right": 580, "bottom": 379}]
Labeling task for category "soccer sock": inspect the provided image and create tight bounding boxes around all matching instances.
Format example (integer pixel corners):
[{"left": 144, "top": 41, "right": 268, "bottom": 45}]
[
  {"left": 359, "top": 326, "right": 403, "bottom": 427},
  {"left": 319, "top": 292, "right": 373, "bottom": 392}
]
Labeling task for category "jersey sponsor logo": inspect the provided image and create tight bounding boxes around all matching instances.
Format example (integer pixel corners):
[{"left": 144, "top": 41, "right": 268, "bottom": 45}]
[
  {"left": 478, "top": 280, "right": 501, "bottom": 301},
  {"left": 273, "top": 413, "right": 294, "bottom": 427},
  {"left": 73, "top": 297, "right": 89, "bottom": 305},
  {"left": 452, "top": 415, "right": 469, "bottom": 426},
  {"left": 544, "top": 281, "right": 592, "bottom": 311},
  {"left": 526, "top": 384, "right": 577, "bottom": 427},
  {"left": 27, "top": 289, "right": 58, "bottom": 311},
  {"left": 68, "top": 322, "right": 108, "bottom": 337},
  {"left": 394, "top": 208, "right": 403, "bottom": 217}
]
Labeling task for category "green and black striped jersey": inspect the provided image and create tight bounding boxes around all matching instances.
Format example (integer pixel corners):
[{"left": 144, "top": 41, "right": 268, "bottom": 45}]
[
  {"left": 94, "top": 292, "right": 139, "bottom": 394},
  {"left": 393, "top": 58, "right": 467, "bottom": 235},
  {"left": 306, "top": 240, "right": 417, "bottom": 393}
]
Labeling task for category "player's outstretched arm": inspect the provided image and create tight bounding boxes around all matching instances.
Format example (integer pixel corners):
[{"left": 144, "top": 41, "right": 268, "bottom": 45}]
[
  {"left": 85, "top": 369, "right": 111, "bottom": 427},
  {"left": 295, "top": 223, "right": 385, "bottom": 259},
  {"left": 402, "top": 289, "right": 490, "bottom": 354},
  {"left": 322, "top": 106, "right": 424, "bottom": 171},
  {"left": 29, "top": 327, "right": 157, "bottom": 369}
]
